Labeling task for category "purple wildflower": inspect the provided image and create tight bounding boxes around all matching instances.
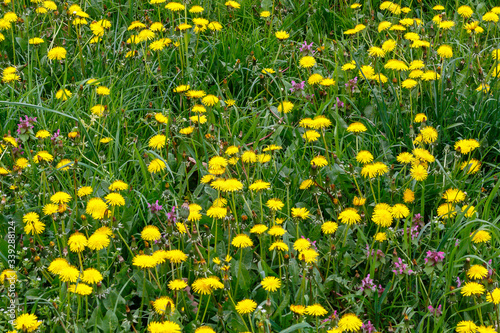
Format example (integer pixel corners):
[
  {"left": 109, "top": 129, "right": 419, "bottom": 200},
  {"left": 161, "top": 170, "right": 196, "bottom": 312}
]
[
  {"left": 456, "top": 277, "right": 462, "bottom": 288},
  {"left": 428, "top": 304, "right": 442, "bottom": 317},
  {"left": 377, "top": 285, "right": 385, "bottom": 297},
  {"left": 147, "top": 200, "right": 163, "bottom": 214},
  {"left": 290, "top": 80, "right": 305, "bottom": 93},
  {"left": 362, "top": 321, "right": 376, "bottom": 333},
  {"left": 51, "top": 129, "right": 60, "bottom": 144},
  {"left": 345, "top": 77, "right": 358, "bottom": 93},
  {"left": 336, "top": 97, "right": 345, "bottom": 108},
  {"left": 360, "top": 274, "right": 376, "bottom": 292},
  {"left": 17, "top": 115, "right": 37, "bottom": 135},
  {"left": 167, "top": 206, "right": 177, "bottom": 222},
  {"left": 393, "top": 257, "right": 413, "bottom": 275},
  {"left": 299, "top": 41, "right": 314, "bottom": 54},
  {"left": 424, "top": 251, "right": 445, "bottom": 266}
]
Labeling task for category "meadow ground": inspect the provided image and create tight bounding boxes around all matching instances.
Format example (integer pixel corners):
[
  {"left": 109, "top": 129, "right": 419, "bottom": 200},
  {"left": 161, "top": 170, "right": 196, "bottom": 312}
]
[{"left": 1, "top": 0, "right": 500, "bottom": 332}]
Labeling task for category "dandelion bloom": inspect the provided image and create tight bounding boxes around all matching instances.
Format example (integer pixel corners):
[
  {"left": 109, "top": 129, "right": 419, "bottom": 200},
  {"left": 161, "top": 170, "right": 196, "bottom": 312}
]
[
  {"left": 291, "top": 207, "right": 310, "bottom": 219},
  {"left": 402, "top": 79, "right": 417, "bottom": 89},
  {"left": 361, "top": 162, "right": 389, "bottom": 178},
  {"left": 202, "top": 95, "right": 219, "bottom": 106},
  {"left": 486, "top": 288, "right": 500, "bottom": 304},
  {"left": 82, "top": 268, "right": 103, "bottom": 284},
  {"left": 277, "top": 100, "right": 294, "bottom": 113},
  {"left": 15, "top": 313, "right": 42, "bottom": 332},
  {"left": 437, "top": 45, "right": 453, "bottom": 58},
  {"left": 48, "top": 258, "right": 69, "bottom": 274},
  {"left": 42, "top": 203, "right": 58, "bottom": 215},
  {"left": 47, "top": 46, "right": 67, "bottom": 60},
  {"left": 308, "top": 73, "right": 323, "bottom": 85},
  {"left": 382, "top": 39, "right": 397, "bottom": 52},
  {"left": 442, "top": 188, "right": 466, "bottom": 203},
  {"left": 467, "top": 265, "right": 488, "bottom": 280},
  {"left": 338, "top": 313, "right": 363, "bottom": 332},
  {"left": 148, "top": 158, "right": 166, "bottom": 173},
  {"left": 275, "top": 30, "right": 289, "bottom": 40},
  {"left": 51, "top": 191, "right": 72, "bottom": 204},
  {"left": 149, "top": 134, "right": 167, "bottom": 149},
  {"left": 299, "top": 56, "right": 316, "bottom": 68},
  {"left": 372, "top": 208, "right": 393, "bottom": 227},
  {"left": 68, "top": 283, "right": 93, "bottom": 296},
  {"left": 23, "top": 212, "right": 40, "bottom": 224},
  {"left": 420, "top": 126, "right": 438, "bottom": 144},
  {"left": 232, "top": 234, "right": 253, "bottom": 248},
  {"left": 292, "top": 239, "right": 310, "bottom": 252},
  {"left": 311, "top": 156, "right": 328, "bottom": 167},
  {"left": 391, "top": 204, "right": 410, "bottom": 219},
  {"left": 461, "top": 282, "right": 485, "bottom": 296},
  {"left": 470, "top": 230, "right": 490, "bottom": 244},
  {"left": 385, "top": 59, "right": 409, "bottom": 71},
  {"left": 302, "top": 130, "right": 320, "bottom": 142},
  {"left": 56, "top": 89, "right": 72, "bottom": 100},
  {"left": 412, "top": 149, "right": 435, "bottom": 164},
  {"left": 250, "top": 224, "right": 268, "bottom": 234},
  {"left": 454, "top": 139, "right": 480, "bottom": 154},
  {"left": 338, "top": 208, "right": 361, "bottom": 225},
  {"left": 261, "top": 276, "right": 281, "bottom": 292},
  {"left": 169, "top": 279, "right": 188, "bottom": 291},
  {"left": 133, "top": 254, "right": 158, "bottom": 269},
  {"left": 236, "top": 299, "right": 257, "bottom": 314},
  {"left": 368, "top": 46, "right": 385, "bottom": 58},
  {"left": 356, "top": 151, "right": 373, "bottom": 164},
  {"left": 320, "top": 221, "right": 337, "bottom": 234},
  {"left": 305, "top": 304, "right": 327, "bottom": 316},
  {"left": 347, "top": 122, "right": 367, "bottom": 133},
  {"left": 269, "top": 241, "right": 289, "bottom": 251},
  {"left": 249, "top": 180, "right": 271, "bottom": 191},
  {"left": 153, "top": 296, "right": 175, "bottom": 314},
  {"left": 68, "top": 232, "right": 87, "bottom": 253},
  {"left": 290, "top": 304, "right": 306, "bottom": 315},
  {"left": 165, "top": 250, "right": 188, "bottom": 263},
  {"left": 267, "top": 226, "right": 286, "bottom": 237},
  {"left": 266, "top": 198, "right": 284, "bottom": 211},
  {"left": 483, "top": 12, "right": 499, "bottom": 23},
  {"left": 375, "top": 232, "right": 387, "bottom": 242},
  {"left": 353, "top": 196, "right": 366, "bottom": 206},
  {"left": 141, "top": 225, "right": 161, "bottom": 241},
  {"left": 105, "top": 192, "right": 125, "bottom": 206},
  {"left": 461, "top": 159, "right": 481, "bottom": 174},
  {"left": 456, "top": 321, "right": 477, "bottom": 333},
  {"left": 58, "top": 265, "right": 80, "bottom": 282},
  {"left": 378, "top": 21, "right": 392, "bottom": 32},
  {"left": 148, "top": 321, "right": 181, "bottom": 333}
]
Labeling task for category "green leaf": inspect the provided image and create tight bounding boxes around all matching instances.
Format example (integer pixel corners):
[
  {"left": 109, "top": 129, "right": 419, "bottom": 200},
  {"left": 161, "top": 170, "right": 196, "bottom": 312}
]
[
  {"left": 102, "top": 310, "right": 119, "bottom": 332},
  {"left": 279, "top": 322, "right": 312, "bottom": 333}
]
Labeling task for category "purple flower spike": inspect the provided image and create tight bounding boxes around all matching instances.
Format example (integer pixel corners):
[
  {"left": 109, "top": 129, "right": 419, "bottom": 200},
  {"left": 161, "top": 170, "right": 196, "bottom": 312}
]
[{"left": 147, "top": 200, "right": 163, "bottom": 214}]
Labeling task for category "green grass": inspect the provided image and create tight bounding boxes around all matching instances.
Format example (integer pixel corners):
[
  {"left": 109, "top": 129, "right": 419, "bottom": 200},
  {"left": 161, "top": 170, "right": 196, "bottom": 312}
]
[{"left": 1, "top": 0, "right": 500, "bottom": 332}]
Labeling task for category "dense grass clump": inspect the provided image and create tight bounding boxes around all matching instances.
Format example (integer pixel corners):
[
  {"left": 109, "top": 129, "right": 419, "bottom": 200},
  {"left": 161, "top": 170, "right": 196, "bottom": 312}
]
[{"left": 1, "top": 0, "right": 500, "bottom": 332}]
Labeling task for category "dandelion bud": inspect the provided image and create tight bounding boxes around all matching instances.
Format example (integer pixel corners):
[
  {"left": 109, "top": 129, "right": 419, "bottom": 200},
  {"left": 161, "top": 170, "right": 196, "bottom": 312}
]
[
  {"left": 49, "top": 241, "right": 55, "bottom": 247},
  {"left": 241, "top": 215, "right": 248, "bottom": 221},
  {"left": 29, "top": 238, "right": 34, "bottom": 244},
  {"left": 81, "top": 215, "right": 86, "bottom": 221},
  {"left": 284, "top": 254, "right": 289, "bottom": 260},
  {"left": 34, "top": 256, "right": 40, "bottom": 262}
]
